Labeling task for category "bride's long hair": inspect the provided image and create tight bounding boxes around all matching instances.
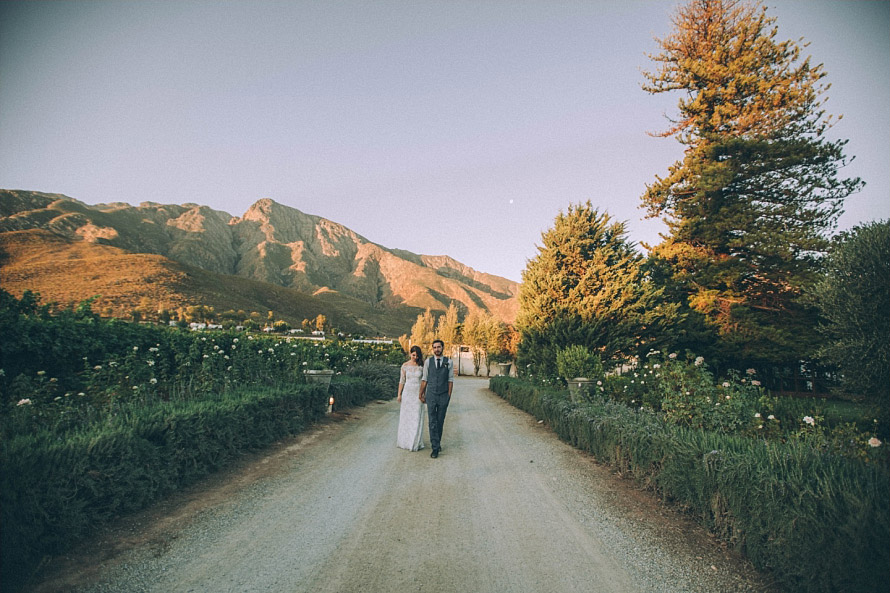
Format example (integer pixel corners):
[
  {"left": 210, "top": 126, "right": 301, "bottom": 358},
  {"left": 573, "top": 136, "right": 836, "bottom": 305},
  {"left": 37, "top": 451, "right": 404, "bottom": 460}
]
[{"left": 409, "top": 345, "right": 423, "bottom": 365}]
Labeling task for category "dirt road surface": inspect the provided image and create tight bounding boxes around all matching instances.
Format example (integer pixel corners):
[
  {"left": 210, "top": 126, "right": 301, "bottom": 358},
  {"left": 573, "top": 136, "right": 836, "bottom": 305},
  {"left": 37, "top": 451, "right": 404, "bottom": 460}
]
[{"left": 26, "top": 377, "right": 775, "bottom": 593}]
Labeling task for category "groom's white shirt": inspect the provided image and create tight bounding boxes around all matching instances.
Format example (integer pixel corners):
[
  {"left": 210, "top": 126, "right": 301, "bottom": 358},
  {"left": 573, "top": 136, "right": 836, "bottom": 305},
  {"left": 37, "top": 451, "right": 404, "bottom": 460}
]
[{"left": 421, "top": 356, "right": 453, "bottom": 382}]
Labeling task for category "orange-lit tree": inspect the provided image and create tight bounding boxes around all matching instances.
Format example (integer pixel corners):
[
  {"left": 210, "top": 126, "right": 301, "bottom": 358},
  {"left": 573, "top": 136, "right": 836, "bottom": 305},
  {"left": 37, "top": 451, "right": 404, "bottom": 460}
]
[{"left": 642, "top": 0, "right": 863, "bottom": 368}]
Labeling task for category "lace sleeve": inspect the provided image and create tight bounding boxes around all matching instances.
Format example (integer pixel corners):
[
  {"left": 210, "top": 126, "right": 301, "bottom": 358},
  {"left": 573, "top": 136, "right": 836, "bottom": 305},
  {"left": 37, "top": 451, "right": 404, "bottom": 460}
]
[{"left": 399, "top": 364, "right": 406, "bottom": 385}]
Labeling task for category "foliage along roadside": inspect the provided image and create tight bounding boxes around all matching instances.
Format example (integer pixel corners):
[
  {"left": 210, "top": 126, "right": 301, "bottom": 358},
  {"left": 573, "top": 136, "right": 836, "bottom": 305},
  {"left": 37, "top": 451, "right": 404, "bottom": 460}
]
[
  {"left": 0, "top": 376, "right": 392, "bottom": 591},
  {"left": 0, "top": 291, "right": 404, "bottom": 589},
  {"left": 488, "top": 376, "right": 889, "bottom": 593}
]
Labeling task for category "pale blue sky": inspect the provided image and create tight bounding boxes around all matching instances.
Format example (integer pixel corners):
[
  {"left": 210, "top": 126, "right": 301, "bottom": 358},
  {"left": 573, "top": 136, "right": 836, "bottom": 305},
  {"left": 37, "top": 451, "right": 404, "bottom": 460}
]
[{"left": 1, "top": 1, "right": 887, "bottom": 282}]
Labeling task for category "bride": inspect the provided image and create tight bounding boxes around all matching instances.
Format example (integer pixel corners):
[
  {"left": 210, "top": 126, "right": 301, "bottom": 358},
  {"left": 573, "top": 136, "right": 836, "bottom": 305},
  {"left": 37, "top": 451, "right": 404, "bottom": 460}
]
[{"left": 396, "top": 346, "right": 425, "bottom": 451}]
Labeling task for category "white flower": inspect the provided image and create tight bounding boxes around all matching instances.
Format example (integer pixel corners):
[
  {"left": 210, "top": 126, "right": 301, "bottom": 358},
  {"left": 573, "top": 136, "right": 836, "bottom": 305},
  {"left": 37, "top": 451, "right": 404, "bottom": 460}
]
[
  {"left": 669, "top": 353, "right": 678, "bottom": 359},
  {"left": 768, "top": 415, "right": 776, "bottom": 420},
  {"left": 803, "top": 416, "right": 815, "bottom": 426},
  {"left": 233, "top": 338, "right": 239, "bottom": 343},
  {"left": 752, "top": 380, "right": 761, "bottom": 386},
  {"left": 17, "top": 398, "right": 32, "bottom": 406},
  {"left": 653, "top": 364, "right": 661, "bottom": 369},
  {"left": 725, "top": 395, "right": 730, "bottom": 400},
  {"left": 722, "top": 382, "right": 730, "bottom": 388},
  {"left": 147, "top": 360, "right": 155, "bottom": 366},
  {"left": 694, "top": 356, "right": 704, "bottom": 366},
  {"left": 133, "top": 386, "right": 139, "bottom": 390},
  {"left": 596, "top": 381, "right": 602, "bottom": 386},
  {"left": 37, "top": 370, "right": 46, "bottom": 376},
  {"left": 746, "top": 368, "right": 756, "bottom": 376},
  {"left": 150, "top": 378, "right": 157, "bottom": 384},
  {"left": 868, "top": 437, "right": 882, "bottom": 448},
  {"left": 133, "top": 346, "right": 139, "bottom": 351},
  {"left": 754, "top": 413, "right": 761, "bottom": 418},
  {"left": 94, "top": 365, "right": 103, "bottom": 371}
]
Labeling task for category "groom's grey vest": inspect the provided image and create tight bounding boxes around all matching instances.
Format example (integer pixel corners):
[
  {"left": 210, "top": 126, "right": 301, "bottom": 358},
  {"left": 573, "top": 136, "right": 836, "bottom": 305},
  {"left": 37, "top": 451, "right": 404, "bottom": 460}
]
[{"left": 427, "top": 356, "right": 450, "bottom": 396}]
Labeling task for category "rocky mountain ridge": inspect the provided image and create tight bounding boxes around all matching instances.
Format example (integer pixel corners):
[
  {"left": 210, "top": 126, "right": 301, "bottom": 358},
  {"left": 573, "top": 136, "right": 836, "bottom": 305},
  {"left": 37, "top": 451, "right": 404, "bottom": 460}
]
[{"left": 0, "top": 190, "right": 519, "bottom": 325}]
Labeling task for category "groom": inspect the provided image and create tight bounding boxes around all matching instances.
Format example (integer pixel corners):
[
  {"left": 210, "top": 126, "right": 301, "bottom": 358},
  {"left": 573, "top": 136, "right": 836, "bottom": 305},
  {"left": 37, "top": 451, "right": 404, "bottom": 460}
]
[{"left": 419, "top": 339, "right": 453, "bottom": 458}]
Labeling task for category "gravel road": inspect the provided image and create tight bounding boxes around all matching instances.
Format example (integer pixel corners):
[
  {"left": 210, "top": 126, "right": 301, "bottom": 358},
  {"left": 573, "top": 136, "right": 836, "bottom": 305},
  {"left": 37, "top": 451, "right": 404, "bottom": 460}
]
[{"left": 27, "top": 377, "right": 777, "bottom": 593}]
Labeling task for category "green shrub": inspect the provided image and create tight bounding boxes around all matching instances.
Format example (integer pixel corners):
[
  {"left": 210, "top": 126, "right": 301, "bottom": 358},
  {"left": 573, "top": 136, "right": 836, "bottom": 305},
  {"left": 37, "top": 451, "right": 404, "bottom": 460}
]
[
  {"left": 489, "top": 376, "right": 890, "bottom": 593},
  {"left": 555, "top": 344, "right": 603, "bottom": 381},
  {"left": 806, "top": 220, "right": 890, "bottom": 405},
  {"left": 1, "top": 380, "right": 349, "bottom": 588},
  {"left": 344, "top": 362, "right": 400, "bottom": 399}
]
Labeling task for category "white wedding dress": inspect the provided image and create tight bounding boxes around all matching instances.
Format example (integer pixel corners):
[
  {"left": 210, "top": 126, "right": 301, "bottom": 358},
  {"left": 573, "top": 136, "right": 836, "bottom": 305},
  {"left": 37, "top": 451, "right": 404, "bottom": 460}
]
[{"left": 397, "top": 364, "right": 425, "bottom": 451}]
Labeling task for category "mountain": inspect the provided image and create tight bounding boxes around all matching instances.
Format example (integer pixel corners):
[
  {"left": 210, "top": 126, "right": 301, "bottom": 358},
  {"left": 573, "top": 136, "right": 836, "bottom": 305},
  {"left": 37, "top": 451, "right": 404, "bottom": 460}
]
[{"left": 0, "top": 190, "right": 519, "bottom": 335}]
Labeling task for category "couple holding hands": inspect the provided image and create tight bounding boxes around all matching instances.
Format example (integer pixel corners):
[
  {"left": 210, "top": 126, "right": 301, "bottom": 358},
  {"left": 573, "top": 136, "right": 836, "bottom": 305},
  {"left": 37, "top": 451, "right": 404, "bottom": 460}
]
[{"left": 396, "top": 339, "right": 453, "bottom": 458}]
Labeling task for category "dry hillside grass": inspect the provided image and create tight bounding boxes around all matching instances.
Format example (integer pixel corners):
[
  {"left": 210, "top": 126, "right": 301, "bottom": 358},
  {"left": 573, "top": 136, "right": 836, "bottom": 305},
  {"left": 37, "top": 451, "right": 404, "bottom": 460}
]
[{"left": 0, "top": 229, "right": 418, "bottom": 336}]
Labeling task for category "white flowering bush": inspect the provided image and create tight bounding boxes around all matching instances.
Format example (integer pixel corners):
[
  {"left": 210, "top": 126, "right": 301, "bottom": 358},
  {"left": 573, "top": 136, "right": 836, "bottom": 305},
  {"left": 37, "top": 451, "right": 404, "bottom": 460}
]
[
  {"left": 603, "top": 352, "right": 886, "bottom": 464},
  {"left": 646, "top": 354, "right": 759, "bottom": 432},
  {"left": 1, "top": 296, "right": 402, "bottom": 440}
]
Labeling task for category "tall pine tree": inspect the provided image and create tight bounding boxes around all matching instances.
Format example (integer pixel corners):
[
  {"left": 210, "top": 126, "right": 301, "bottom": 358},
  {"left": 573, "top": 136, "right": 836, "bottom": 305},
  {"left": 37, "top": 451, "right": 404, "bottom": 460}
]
[{"left": 642, "top": 0, "right": 862, "bottom": 367}]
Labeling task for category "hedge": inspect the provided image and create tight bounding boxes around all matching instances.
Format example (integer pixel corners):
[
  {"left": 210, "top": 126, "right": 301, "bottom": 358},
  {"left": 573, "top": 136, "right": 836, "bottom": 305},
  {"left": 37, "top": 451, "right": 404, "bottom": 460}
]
[
  {"left": 1, "top": 376, "right": 387, "bottom": 590},
  {"left": 489, "top": 376, "right": 889, "bottom": 593}
]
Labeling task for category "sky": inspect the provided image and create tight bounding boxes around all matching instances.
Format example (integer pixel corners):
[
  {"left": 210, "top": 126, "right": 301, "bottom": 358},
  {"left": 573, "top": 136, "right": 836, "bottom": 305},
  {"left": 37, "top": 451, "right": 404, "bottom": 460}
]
[{"left": 1, "top": 1, "right": 887, "bottom": 283}]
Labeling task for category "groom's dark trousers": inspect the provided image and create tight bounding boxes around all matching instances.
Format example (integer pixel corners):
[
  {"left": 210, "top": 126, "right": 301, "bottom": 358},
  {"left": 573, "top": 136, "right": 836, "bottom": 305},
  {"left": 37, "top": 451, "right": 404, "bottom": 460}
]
[{"left": 426, "top": 357, "right": 451, "bottom": 451}]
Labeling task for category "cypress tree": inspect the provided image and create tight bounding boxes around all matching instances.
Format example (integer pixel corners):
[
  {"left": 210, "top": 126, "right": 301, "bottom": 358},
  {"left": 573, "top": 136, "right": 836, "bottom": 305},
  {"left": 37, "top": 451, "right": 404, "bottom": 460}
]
[{"left": 517, "top": 202, "right": 667, "bottom": 376}]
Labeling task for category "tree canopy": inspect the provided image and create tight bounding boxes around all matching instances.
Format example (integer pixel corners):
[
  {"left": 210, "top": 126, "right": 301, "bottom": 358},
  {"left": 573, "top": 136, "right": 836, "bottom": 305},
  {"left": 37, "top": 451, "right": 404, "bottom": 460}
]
[
  {"left": 517, "top": 202, "right": 665, "bottom": 376},
  {"left": 807, "top": 220, "right": 890, "bottom": 405},
  {"left": 642, "top": 0, "right": 862, "bottom": 366}
]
